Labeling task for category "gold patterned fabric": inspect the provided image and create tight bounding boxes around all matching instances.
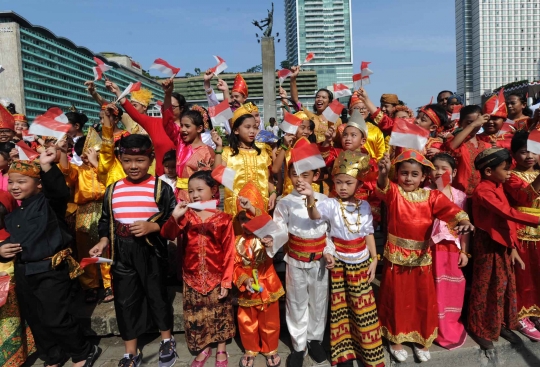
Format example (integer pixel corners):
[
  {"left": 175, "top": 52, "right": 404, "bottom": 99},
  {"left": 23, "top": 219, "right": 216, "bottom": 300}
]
[{"left": 51, "top": 249, "right": 83, "bottom": 279}]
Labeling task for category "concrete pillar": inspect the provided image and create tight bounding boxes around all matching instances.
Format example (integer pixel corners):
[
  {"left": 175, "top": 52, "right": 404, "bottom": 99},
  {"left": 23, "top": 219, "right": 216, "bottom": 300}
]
[
  {"left": 261, "top": 37, "right": 276, "bottom": 125},
  {"left": 0, "top": 22, "right": 25, "bottom": 114}
]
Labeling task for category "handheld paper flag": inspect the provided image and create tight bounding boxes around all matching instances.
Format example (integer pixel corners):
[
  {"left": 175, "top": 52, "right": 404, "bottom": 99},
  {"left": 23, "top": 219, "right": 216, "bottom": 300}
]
[
  {"left": 435, "top": 170, "right": 452, "bottom": 191},
  {"left": 333, "top": 83, "right": 352, "bottom": 99},
  {"left": 279, "top": 112, "right": 303, "bottom": 134},
  {"left": 290, "top": 137, "right": 325, "bottom": 174},
  {"left": 22, "top": 130, "right": 35, "bottom": 142},
  {"left": 208, "top": 99, "right": 233, "bottom": 132},
  {"left": 212, "top": 165, "right": 236, "bottom": 191},
  {"left": 299, "top": 53, "right": 315, "bottom": 66},
  {"left": 29, "top": 107, "right": 70, "bottom": 139},
  {"left": 352, "top": 73, "right": 363, "bottom": 90},
  {"left": 210, "top": 55, "right": 227, "bottom": 75},
  {"left": 187, "top": 200, "right": 217, "bottom": 211},
  {"left": 80, "top": 257, "right": 113, "bottom": 269},
  {"left": 491, "top": 88, "right": 506, "bottom": 116},
  {"left": 451, "top": 105, "right": 462, "bottom": 121},
  {"left": 499, "top": 119, "right": 515, "bottom": 135},
  {"left": 93, "top": 57, "right": 112, "bottom": 81},
  {"left": 527, "top": 129, "right": 540, "bottom": 155},
  {"left": 278, "top": 69, "right": 292, "bottom": 86},
  {"left": 16, "top": 141, "right": 39, "bottom": 161},
  {"left": 322, "top": 99, "right": 344, "bottom": 124},
  {"left": 149, "top": 58, "right": 180, "bottom": 78},
  {"left": 389, "top": 118, "right": 430, "bottom": 151},
  {"left": 115, "top": 82, "right": 142, "bottom": 103},
  {"left": 243, "top": 213, "right": 280, "bottom": 239}
]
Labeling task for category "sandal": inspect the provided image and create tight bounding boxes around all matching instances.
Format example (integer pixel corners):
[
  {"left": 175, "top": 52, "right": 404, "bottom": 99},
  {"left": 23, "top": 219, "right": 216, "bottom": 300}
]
[
  {"left": 238, "top": 355, "right": 255, "bottom": 367},
  {"left": 102, "top": 287, "right": 114, "bottom": 303},
  {"left": 85, "top": 288, "right": 99, "bottom": 304},
  {"left": 215, "top": 350, "right": 228, "bottom": 367},
  {"left": 191, "top": 348, "right": 211, "bottom": 367},
  {"left": 265, "top": 354, "right": 281, "bottom": 367}
]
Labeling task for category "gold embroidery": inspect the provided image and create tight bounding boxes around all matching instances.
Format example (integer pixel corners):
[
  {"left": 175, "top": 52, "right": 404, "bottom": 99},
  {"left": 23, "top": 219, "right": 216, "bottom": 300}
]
[
  {"left": 381, "top": 326, "right": 438, "bottom": 348},
  {"left": 237, "top": 288, "right": 285, "bottom": 308},
  {"left": 376, "top": 181, "right": 390, "bottom": 195},
  {"left": 397, "top": 186, "right": 430, "bottom": 203},
  {"left": 384, "top": 246, "right": 432, "bottom": 267},
  {"left": 387, "top": 233, "right": 428, "bottom": 250},
  {"left": 512, "top": 170, "right": 540, "bottom": 183},
  {"left": 236, "top": 273, "right": 250, "bottom": 289},
  {"left": 446, "top": 210, "right": 470, "bottom": 230},
  {"left": 518, "top": 304, "right": 540, "bottom": 319}
]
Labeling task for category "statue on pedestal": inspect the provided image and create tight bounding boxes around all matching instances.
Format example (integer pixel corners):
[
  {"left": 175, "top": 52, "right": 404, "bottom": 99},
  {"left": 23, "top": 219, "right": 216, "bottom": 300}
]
[{"left": 252, "top": 2, "right": 274, "bottom": 38}]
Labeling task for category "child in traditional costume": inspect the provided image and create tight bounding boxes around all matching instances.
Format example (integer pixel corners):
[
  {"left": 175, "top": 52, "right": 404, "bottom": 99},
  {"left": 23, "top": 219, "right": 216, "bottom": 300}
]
[
  {"left": 90, "top": 135, "right": 177, "bottom": 367},
  {"left": 468, "top": 147, "right": 540, "bottom": 350},
  {"left": 376, "top": 150, "right": 473, "bottom": 362},
  {"left": 160, "top": 149, "right": 178, "bottom": 191},
  {"left": 298, "top": 150, "right": 385, "bottom": 367},
  {"left": 477, "top": 90, "right": 513, "bottom": 150},
  {"left": 161, "top": 170, "right": 236, "bottom": 367}
]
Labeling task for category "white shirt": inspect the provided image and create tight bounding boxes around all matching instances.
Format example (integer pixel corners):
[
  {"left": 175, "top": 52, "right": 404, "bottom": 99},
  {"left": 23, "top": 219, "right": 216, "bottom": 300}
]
[
  {"left": 272, "top": 190, "right": 331, "bottom": 269},
  {"left": 316, "top": 198, "right": 373, "bottom": 264},
  {"left": 159, "top": 174, "right": 177, "bottom": 191}
]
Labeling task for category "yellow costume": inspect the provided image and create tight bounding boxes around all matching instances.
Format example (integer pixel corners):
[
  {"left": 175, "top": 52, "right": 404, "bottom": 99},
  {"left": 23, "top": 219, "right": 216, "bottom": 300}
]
[
  {"left": 303, "top": 108, "right": 342, "bottom": 144},
  {"left": 98, "top": 125, "right": 126, "bottom": 187}
]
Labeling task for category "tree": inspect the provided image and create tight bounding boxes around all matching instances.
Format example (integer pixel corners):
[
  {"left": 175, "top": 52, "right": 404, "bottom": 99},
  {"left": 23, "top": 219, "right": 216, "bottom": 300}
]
[
  {"left": 185, "top": 72, "right": 194, "bottom": 77},
  {"left": 246, "top": 64, "right": 262, "bottom": 73},
  {"left": 280, "top": 60, "right": 291, "bottom": 70},
  {"left": 194, "top": 68, "right": 202, "bottom": 75}
]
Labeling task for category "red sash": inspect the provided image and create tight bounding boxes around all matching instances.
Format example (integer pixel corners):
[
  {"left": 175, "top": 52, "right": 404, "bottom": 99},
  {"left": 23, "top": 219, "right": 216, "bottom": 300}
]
[
  {"left": 332, "top": 237, "right": 366, "bottom": 254},
  {"left": 287, "top": 234, "right": 326, "bottom": 262}
]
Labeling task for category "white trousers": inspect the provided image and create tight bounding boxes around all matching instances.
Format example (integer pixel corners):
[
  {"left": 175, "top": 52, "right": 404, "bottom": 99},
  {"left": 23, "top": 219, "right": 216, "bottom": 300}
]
[{"left": 285, "top": 261, "right": 329, "bottom": 351}]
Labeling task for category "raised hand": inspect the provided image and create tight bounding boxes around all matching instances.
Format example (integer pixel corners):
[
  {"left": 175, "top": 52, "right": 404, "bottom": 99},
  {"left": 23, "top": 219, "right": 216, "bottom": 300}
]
[
  {"left": 290, "top": 65, "right": 300, "bottom": 78},
  {"left": 172, "top": 201, "right": 189, "bottom": 221},
  {"left": 378, "top": 153, "right": 391, "bottom": 177},
  {"left": 216, "top": 79, "right": 229, "bottom": 92},
  {"left": 162, "top": 79, "right": 174, "bottom": 95},
  {"left": 211, "top": 130, "right": 223, "bottom": 148},
  {"left": 84, "top": 81, "right": 96, "bottom": 93},
  {"left": 204, "top": 69, "right": 214, "bottom": 82}
]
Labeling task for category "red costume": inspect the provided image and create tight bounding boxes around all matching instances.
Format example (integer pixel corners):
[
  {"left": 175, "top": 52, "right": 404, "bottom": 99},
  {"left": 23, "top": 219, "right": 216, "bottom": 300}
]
[
  {"left": 477, "top": 90, "right": 513, "bottom": 150},
  {"left": 370, "top": 107, "right": 394, "bottom": 136}
]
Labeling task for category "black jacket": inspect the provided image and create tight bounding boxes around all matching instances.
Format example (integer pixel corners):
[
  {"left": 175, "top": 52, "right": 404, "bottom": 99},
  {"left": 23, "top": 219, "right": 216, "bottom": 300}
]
[
  {"left": 98, "top": 176, "right": 176, "bottom": 260},
  {"left": 1, "top": 165, "right": 72, "bottom": 275}
]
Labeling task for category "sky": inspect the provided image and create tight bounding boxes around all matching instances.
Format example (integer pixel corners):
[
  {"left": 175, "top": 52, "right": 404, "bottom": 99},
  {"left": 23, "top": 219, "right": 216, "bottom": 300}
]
[{"left": 2, "top": 0, "right": 456, "bottom": 108}]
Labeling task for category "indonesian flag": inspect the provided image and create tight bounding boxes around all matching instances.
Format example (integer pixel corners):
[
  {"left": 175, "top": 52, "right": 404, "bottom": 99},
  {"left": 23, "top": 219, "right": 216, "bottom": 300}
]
[
  {"left": 29, "top": 107, "right": 70, "bottom": 139},
  {"left": 187, "top": 200, "right": 217, "bottom": 211},
  {"left": 93, "top": 57, "right": 112, "bottom": 81},
  {"left": 300, "top": 53, "right": 315, "bottom": 66},
  {"left": 352, "top": 73, "right": 363, "bottom": 90},
  {"left": 389, "top": 118, "right": 430, "bottom": 151},
  {"left": 149, "top": 58, "right": 180, "bottom": 78},
  {"left": 210, "top": 55, "right": 227, "bottom": 75},
  {"left": 0, "top": 65, "right": 4, "bottom": 74},
  {"left": 279, "top": 112, "right": 303, "bottom": 134},
  {"left": 16, "top": 141, "right": 39, "bottom": 160},
  {"left": 278, "top": 69, "right": 292, "bottom": 86},
  {"left": 22, "top": 130, "right": 35, "bottom": 142},
  {"left": 359, "top": 61, "right": 373, "bottom": 85},
  {"left": 322, "top": 99, "right": 344, "bottom": 125},
  {"left": 333, "top": 83, "right": 352, "bottom": 99},
  {"left": 435, "top": 170, "right": 452, "bottom": 191},
  {"left": 116, "top": 81, "right": 142, "bottom": 102},
  {"left": 290, "top": 137, "right": 325, "bottom": 174},
  {"left": 243, "top": 213, "right": 280, "bottom": 239},
  {"left": 491, "top": 88, "right": 506, "bottom": 116},
  {"left": 451, "top": 105, "right": 462, "bottom": 121},
  {"left": 208, "top": 99, "right": 233, "bottom": 132},
  {"left": 79, "top": 257, "right": 113, "bottom": 269},
  {"left": 155, "top": 100, "right": 163, "bottom": 108},
  {"left": 499, "top": 119, "right": 515, "bottom": 134},
  {"left": 527, "top": 129, "right": 540, "bottom": 154},
  {"left": 212, "top": 165, "right": 236, "bottom": 191}
]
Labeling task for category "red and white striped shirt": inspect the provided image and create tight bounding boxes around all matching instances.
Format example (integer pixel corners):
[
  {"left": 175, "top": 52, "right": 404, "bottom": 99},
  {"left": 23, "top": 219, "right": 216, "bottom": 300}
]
[{"left": 112, "top": 176, "right": 159, "bottom": 224}]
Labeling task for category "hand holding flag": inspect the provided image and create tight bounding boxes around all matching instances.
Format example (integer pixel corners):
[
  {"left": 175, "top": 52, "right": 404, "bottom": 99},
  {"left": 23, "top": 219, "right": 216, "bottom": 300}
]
[
  {"left": 149, "top": 58, "right": 180, "bottom": 78},
  {"left": 115, "top": 82, "right": 142, "bottom": 103},
  {"left": 278, "top": 69, "right": 292, "bottom": 86},
  {"left": 279, "top": 112, "right": 303, "bottom": 134},
  {"left": 322, "top": 100, "right": 344, "bottom": 126},
  {"left": 209, "top": 55, "right": 227, "bottom": 76},
  {"left": 187, "top": 200, "right": 217, "bottom": 211},
  {"left": 208, "top": 100, "right": 233, "bottom": 133},
  {"left": 299, "top": 53, "right": 315, "bottom": 67},
  {"left": 93, "top": 57, "right": 112, "bottom": 81},
  {"left": 80, "top": 257, "right": 113, "bottom": 269},
  {"left": 389, "top": 118, "right": 430, "bottom": 151},
  {"left": 29, "top": 108, "right": 70, "bottom": 139}
]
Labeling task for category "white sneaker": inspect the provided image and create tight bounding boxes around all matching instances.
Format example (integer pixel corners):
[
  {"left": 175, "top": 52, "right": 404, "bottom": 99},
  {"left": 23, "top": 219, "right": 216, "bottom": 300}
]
[
  {"left": 389, "top": 345, "right": 408, "bottom": 362},
  {"left": 413, "top": 345, "right": 431, "bottom": 362}
]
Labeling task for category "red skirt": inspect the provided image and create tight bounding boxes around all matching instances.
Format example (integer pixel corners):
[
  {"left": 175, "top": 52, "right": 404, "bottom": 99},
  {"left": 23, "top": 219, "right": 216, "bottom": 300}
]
[
  {"left": 516, "top": 241, "right": 540, "bottom": 319},
  {"left": 378, "top": 262, "right": 438, "bottom": 347}
]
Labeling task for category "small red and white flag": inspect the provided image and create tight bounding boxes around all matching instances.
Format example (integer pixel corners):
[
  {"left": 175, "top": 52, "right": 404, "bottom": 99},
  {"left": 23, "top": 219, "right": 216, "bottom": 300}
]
[
  {"left": 491, "top": 88, "right": 506, "bottom": 116},
  {"left": 279, "top": 112, "right": 303, "bottom": 134},
  {"left": 155, "top": 100, "right": 163, "bottom": 108},
  {"left": 187, "top": 200, "right": 217, "bottom": 211},
  {"left": 322, "top": 100, "right": 344, "bottom": 125},
  {"left": 208, "top": 99, "right": 233, "bottom": 133},
  {"left": 16, "top": 141, "right": 39, "bottom": 161},
  {"left": 299, "top": 53, "right": 315, "bottom": 66},
  {"left": 278, "top": 69, "right": 292, "bottom": 86},
  {"left": 212, "top": 165, "right": 236, "bottom": 191},
  {"left": 333, "top": 83, "right": 352, "bottom": 99},
  {"left": 243, "top": 213, "right": 280, "bottom": 239},
  {"left": 210, "top": 55, "right": 227, "bottom": 75},
  {"left": 22, "top": 130, "right": 35, "bottom": 142},
  {"left": 93, "top": 57, "right": 112, "bottom": 81},
  {"left": 451, "top": 105, "right": 462, "bottom": 121},
  {"left": 527, "top": 129, "right": 540, "bottom": 154},
  {"left": 499, "top": 119, "right": 515, "bottom": 135},
  {"left": 29, "top": 107, "right": 70, "bottom": 139},
  {"left": 115, "top": 81, "right": 142, "bottom": 103},
  {"left": 389, "top": 118, "right": 430, "bottom": 151},
  {"left": 290, "top": 137, "right": 325, "bottom": 174},
  {"left": 79, "top": 257, "right": 113, "bottom": 269},
  {"left": 0, "top": 65, "right": 4, "bottom": 74},
  {"left": 435, "top": 170, "right": 452, "bottom": 191},
  {"left": 358, "top": 61, "right": 373, "bottom": 86},
  {"left": 149, "top": 58, "right": 180, "bottom": 78},
  {"left": 352, "top": 73, "right": 364, "bottom": 90}
]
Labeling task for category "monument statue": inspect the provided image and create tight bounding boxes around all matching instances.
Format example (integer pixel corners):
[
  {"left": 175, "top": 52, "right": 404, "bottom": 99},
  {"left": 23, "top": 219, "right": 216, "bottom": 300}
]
[{"left": 252, "top": 2, "right": 274, "bottom": 38}]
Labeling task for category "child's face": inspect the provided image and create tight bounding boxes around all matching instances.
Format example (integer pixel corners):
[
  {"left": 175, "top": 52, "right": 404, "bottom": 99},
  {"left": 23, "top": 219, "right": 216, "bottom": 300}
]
[
  {"left": 14, "top": 121, "right": 28, "bottom": 135},
  {"left": 333, "top": 173, "right": 360, "bottom": 200},
  {"left": 513, "top": 148, "right": 538, "bottom": 170},
  {"left": 430, "top": 159, "right": 456, "bottom": 184},
  {"left": 483, "top": 116, "right": 504, "bottom": 135},
  {"left": 180, "top": 116, "right": 203, "bottom": 144},
  {"left": 394, "top": 111, "right": 410, "bottom": 119},
  {"left": 8, "top": 173, "right": 41, "bottom": 201},
  {"left": 315, "top": 91, "right": 331, "bottom": 113},
  {"left": 231, "top": 92, "right": 246, "bottom": 107},
  {"left": 341, "top": 126, "right": 366, "bottom": 151},
  {"left": 415, "top": 112, "right": 436, "bottom": 132},
  {"left": 0, "top": 129, "right": 15, "bottom": 143},
  {"left": 460, "top": 112, "right": 479, "bottom": 129},
  {"left": 163, "top": 160, "right": 177, "bottom": 179},
  {"left": 120, "top": 153, "right": 152, "bottom": 181},
  {"left": 187, "top": 178, "right": 215, "bottom": 202},
  {"left": 290, "top": 168, "right": 319, "bottom": 190},
  {"left": 295, "top": 120, "right": 312, "bottom": 139},
  {"left": 234, "top": 117, "right": 259, "bottom": 145},
  {"left": 397, "top": 161, "right": 426, "bottom": 192},
  {"left": 484, "top": 161, "right": 511, "bottom": 184}
]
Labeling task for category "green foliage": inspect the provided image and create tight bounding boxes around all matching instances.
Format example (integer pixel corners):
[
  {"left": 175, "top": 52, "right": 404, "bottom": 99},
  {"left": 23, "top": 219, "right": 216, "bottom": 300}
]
[
  {"left": 246, "top": 64, "right": 262, "bottom": 73},
  {"left": 493, "top": 79, "right": 529, "bottom": 93},
  {"left": 280, "top": 60, "right": 291, "bottom": 70}
]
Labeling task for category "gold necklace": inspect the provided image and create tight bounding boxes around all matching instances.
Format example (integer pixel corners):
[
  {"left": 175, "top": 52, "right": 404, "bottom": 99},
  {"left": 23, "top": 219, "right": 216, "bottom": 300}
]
[{"left": 338, "top": 199, "right": 362, "bottom": 233}]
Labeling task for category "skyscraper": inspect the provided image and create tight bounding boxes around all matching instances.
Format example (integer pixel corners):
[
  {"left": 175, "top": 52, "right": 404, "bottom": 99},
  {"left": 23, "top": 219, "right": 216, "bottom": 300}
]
[
  {"left": 285, "top": 0, "right": 353, "bottom": 90},
  {"left": 456, "top": 0, "right": 540, "bottom": 105}
]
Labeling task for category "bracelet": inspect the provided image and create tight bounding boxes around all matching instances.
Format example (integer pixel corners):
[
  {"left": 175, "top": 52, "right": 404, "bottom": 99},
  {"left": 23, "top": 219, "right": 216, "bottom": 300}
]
[
  {"left": 280, "top": 144, "right": 289, "bottom": 151},
  {"left": 460, "top": 250, "right": 472, "bottom": 258},
  {"left": 269, "top": 190, "right": 277, "bottom": 196},
  {"left": 214, "top": 149, "right": 223, "bottom": 154},
  {"left": 306, "top": 198, "right": 318, "bottom": 209}
]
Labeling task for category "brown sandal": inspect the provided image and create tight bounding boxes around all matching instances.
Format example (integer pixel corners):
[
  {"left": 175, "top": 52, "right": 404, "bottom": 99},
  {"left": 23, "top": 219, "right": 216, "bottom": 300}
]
[
  {"left": 266, "top": 354, "right": 281, "bottom": 367},
  {"left": 239, "top": 355, "right": 254, "bottom": 367}
]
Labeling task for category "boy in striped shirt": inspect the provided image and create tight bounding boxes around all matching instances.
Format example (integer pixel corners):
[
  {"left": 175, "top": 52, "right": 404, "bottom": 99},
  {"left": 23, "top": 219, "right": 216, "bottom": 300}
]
[{"left": 90, "top": 135, "right": 177, "bottom": 367}]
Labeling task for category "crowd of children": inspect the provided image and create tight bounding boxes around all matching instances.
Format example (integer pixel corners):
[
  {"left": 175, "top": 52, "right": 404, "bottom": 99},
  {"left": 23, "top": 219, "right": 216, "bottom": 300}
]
[{"left": 1, "top": 66, "right": 540, "bottom": 367}]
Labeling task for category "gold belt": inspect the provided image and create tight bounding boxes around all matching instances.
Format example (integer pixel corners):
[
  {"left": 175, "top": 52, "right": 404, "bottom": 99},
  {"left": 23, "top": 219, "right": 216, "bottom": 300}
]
[
  {"left": 516, "top": 206, "right": 540, "bottom": 216},
  {"left": 176, "top": 177, "right": 189, "bottom": 190},
  {"left": 50, "top": 248, "right": 84, "bottom": 279},
  {"left": 387, "top": 233, "right": 428, "bottom": 250}
]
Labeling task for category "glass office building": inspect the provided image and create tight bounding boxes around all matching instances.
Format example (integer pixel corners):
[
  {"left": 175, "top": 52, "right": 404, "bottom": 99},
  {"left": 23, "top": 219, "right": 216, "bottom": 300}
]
[
  {"left": 284, "top": 0, "right": 354, "bottom": 90},
  {"left": 0, "top": 11, "right": 163, "bottom": 122}
]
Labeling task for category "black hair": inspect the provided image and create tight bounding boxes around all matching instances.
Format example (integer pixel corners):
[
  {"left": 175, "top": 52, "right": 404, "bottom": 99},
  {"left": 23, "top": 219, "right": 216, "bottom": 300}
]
[
  {"left": 458, "top": 104, "right": 482, "bottom": 126},
  {"left": 163, "top": 149, "right": 176, "bottom": 163},
  {"left": 181, "top": 110, "right": 205, "bottom": 132},
  {"left": 74, "top": 136, "right": 86, "bottom": 157},
  {"left": 5, "top": 103, "right": 16, "bottom": 114},
  {"left": 307, "top": 120, "right": 316, "bottom": 143},
  {"left": 395, "top": 159, "right": 432, "bottom": 175},
  {"left": 0, "top": 142, "right": 14, "bottom": 161},
  {"left": 430, "top": 152, "right": 456, "bottom": 170},
  {"left": 269, "top": 117, "right": 276, "bottom": 123},
  {"left": 0, "top": 202, "right": 7, "bottom": 229},
  {"left": 340, "top": 107, "right": 349, "bottom": 124},
  {"left": 66, "top": 111, "right": 88, "bottom": 129},
  {"left": 511, "top": 130, "right": 528, "bottom": 153},
  {"left": 436, "top": 90, "right": 453, "bottom": 102},
  {"left": 313, "top": 88, "right": 334, "bottom": 110},
  {"left": 508, "top": 93, "right": 533, "bottom": 117},
  {"left": 171, "top": 92, "right": 188, "bottom": 112},
  {"left": 119, "top": 134, "right": 153, "bottom": 153},
  {"left": 189, "top": 170, "right": 217, "bottom": 188},
  {"left": 423, "top": 104, "right": 450, "bottom": 129},
  {"left": 478, "top": 154, "right": 512, "bottom": 176},
  {"left": 229, "top": 114, "right": 261, "bottom": 156},
  {"left": 111, "top": 105, "right": 124, "bottom": 122}
]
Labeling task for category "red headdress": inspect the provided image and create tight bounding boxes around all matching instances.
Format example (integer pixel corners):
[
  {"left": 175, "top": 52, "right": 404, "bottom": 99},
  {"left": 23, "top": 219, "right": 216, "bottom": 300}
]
[
  {"left": 419, "top": 106, "right": 442, "bottom": 133},
  {"left": 349, "top": 92, "right": 362, "bottom": 109},
  {"left": 232, "top": 73, "right": 248, "bottom": 98},
  {"left": 392, "top": 149, "right": 435, "bottom": 170},
  {"left": 236, "top": 182, "right": 265, "bottom": 219},
  {"left": 13, "top": 114, "right": 27, "bottom": 123},
  {"left": 483, "top": 89, "right": 507, "bottom": 119},
  {"left": 0, "top": 105, "right": 15, "bottom": 131}
]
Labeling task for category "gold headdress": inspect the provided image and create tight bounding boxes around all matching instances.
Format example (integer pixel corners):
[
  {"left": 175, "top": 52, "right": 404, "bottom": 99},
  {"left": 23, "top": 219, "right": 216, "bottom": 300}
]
[
  {"left": 331, "top": 150, "right": 371, "bottom": 180},
  {"left": 231, "top": 102, "right": 259, "bottom": 125},
  {"left": 130, "top": 88, "right": 153, "bottom": 107},
  {"left": 83, "top": 127, "right": 102, "bottom": 153}
]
